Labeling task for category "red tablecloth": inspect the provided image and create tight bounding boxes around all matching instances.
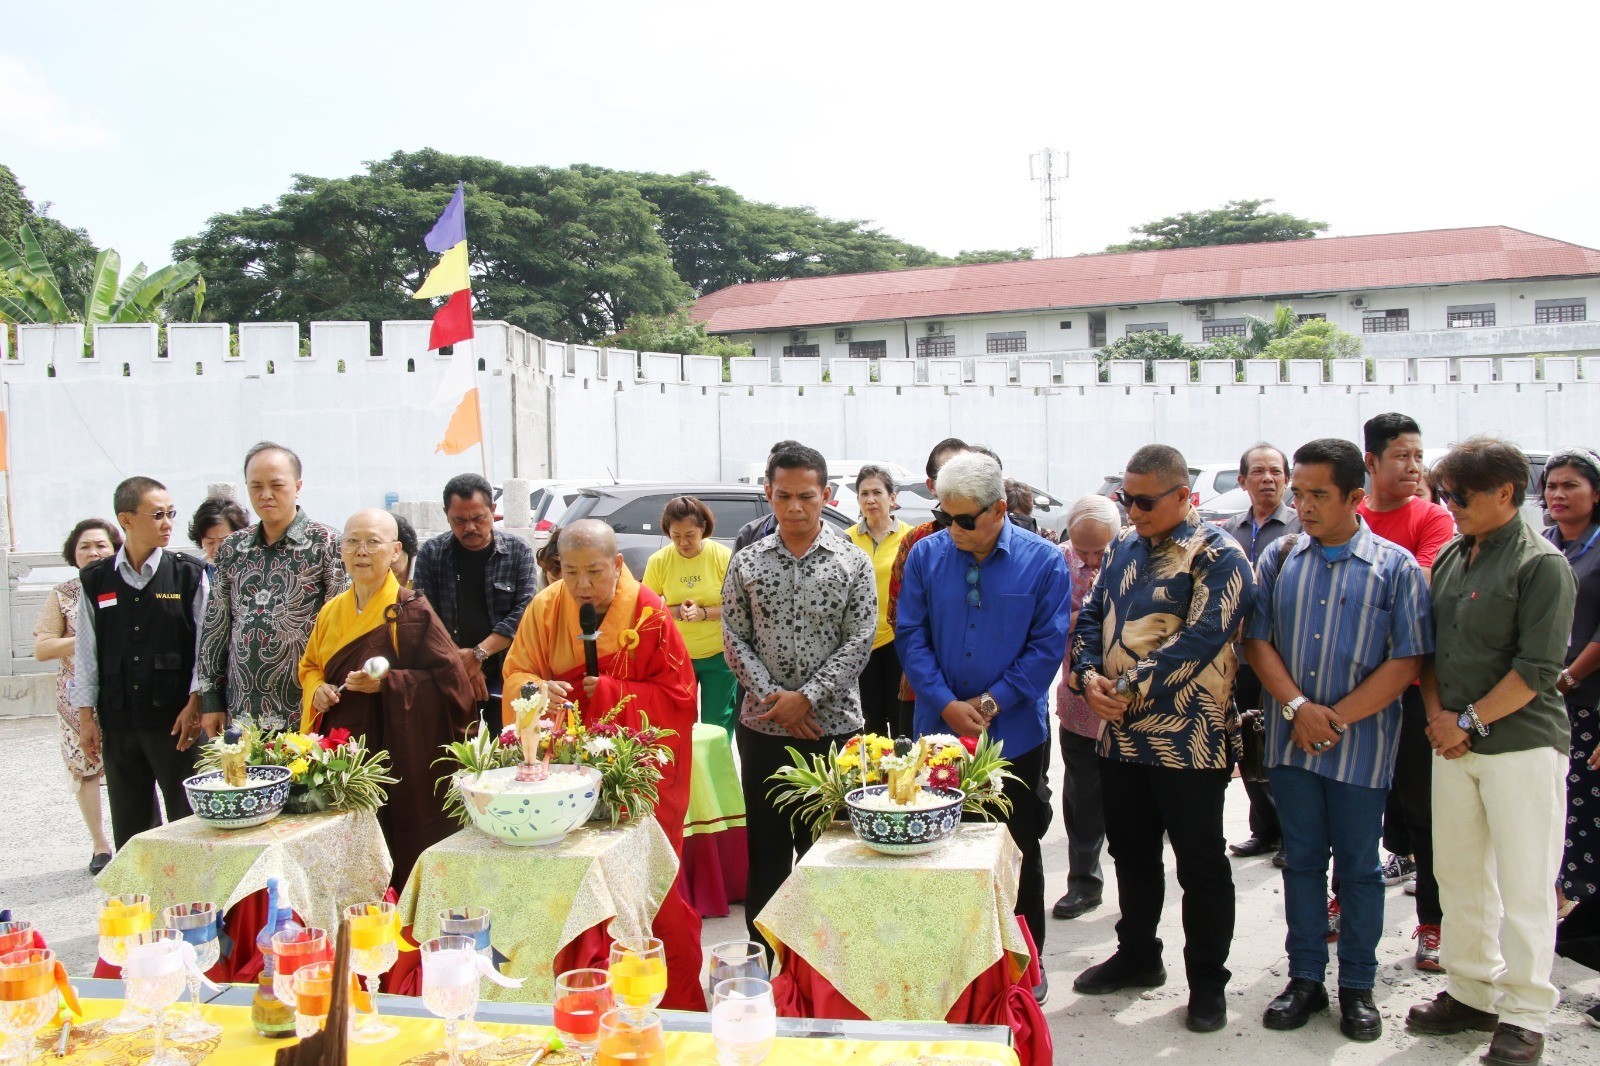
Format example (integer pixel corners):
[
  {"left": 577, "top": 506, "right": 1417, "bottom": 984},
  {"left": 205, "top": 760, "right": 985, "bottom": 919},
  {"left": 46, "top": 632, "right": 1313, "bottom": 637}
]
[
  {"left": 680, "top": 827, "right": 747, "bottom": 917},
  {"left": 769, "top": 917, "right": 1051, "bottom": 1066}
]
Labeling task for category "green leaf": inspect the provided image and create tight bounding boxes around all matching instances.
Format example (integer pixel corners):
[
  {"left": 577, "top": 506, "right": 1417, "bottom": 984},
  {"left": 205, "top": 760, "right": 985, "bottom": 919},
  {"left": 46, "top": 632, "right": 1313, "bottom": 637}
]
[
  {"left": 83, "top": 248, "right": 121, "bottom": 325},
  {"left": 17, "top": 225, "right": 53, "bottom": 279},
  {"left": 0, "top": 233, "right": 24, "bottom": 273},
  {"left": 110, "top": 260, "right": 200, "bottom": 321},
  {"left": 116, "top": 263, "right": 148, "bottom": 304},
  {"left": 16, "top": 270, "right": 71, "bottom": 322},
  {"left": 191, "top": 274, "right": 206, "bottom": 321},
  {"left": 0, "top": 289, "right": 50, "bottom": 323}
]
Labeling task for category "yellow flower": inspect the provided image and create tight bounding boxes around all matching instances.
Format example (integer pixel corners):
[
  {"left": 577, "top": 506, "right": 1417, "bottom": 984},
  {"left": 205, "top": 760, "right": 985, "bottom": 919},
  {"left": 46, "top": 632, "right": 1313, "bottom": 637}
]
[
  {"left": 281, "top": 733, "right": 316, "bottom": 755},
  {"left": 837, "top": 751, "right": 860, "bottom": 771},
  {"left": 618, "top": 629, "right": 641, "bottom": 651},
  {"left": 287, "top": 758, "right": 310, "bottom": 779}
]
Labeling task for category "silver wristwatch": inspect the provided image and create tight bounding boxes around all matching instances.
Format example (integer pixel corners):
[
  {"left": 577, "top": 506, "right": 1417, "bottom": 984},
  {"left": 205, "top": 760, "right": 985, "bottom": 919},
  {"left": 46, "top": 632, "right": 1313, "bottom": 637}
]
[
  {"left": 1458, "top": 703, "right": 1490, "bottom": 737},
  {"left": 1282, "top": 695, "right": 1309, "bottom": 721},
  {"left": 1114, "top": 671, "right": 1136, "bottom": 697},
  {"left": 473, "top": 645, "right": 490, "bottom": 662}
]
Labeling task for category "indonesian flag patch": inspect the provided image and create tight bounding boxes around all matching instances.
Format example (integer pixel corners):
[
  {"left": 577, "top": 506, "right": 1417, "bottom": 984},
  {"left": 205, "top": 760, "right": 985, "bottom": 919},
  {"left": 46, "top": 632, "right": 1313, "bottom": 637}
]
[{"left": 97, "top": 592, "right": 118, "bottom": 609}]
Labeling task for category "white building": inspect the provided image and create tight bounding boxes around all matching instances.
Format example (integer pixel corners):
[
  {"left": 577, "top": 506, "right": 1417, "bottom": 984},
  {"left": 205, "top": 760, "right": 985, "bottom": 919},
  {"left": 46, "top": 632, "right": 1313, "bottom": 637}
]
[{"left": 692, "top": 226, "right": 1600, "bottom": 373}]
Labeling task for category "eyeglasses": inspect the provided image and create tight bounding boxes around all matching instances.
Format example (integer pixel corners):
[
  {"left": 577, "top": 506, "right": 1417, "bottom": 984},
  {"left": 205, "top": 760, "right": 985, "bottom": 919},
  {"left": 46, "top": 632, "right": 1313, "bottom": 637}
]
[
  {"left": 1436, "top": 488, "right": 1472, "bottom": 508},
  {"left": 140, "top": 509, "right": 179, "bottom": 521},
  {"left": 340, "top": 537, "right": 392, "bottom": 553},
  {"left": 1113, "top": 485, "right": 1187, "bottom": 512},
  {"left": 965, "top": 564, "right": 982, "bottom": 608},
  {"left": 933, "top": 507, "right": 985, "bottom": 531},
  {"left": 448, "top": 513, "right": 492, "bottom": 528}
]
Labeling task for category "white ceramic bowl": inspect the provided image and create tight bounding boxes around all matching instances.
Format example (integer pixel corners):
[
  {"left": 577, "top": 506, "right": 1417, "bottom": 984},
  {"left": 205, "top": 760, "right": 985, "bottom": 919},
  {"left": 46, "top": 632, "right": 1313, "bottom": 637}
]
[{"left": 454, "top": 764, "right": 602, "bottom": 846}]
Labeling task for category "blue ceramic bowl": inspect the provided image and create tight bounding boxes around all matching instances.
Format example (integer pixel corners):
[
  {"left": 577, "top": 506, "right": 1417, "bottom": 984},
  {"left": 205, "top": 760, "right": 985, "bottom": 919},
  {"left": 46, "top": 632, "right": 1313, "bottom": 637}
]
[
  {"left": 844, "top": 785, "right": 965, "bottom": 855},
  {"left": 183, "top": 765, "right": 293, "bottom": 830},
  {"left": 455, "top": 764, "right": 602, "bottom": 846}
]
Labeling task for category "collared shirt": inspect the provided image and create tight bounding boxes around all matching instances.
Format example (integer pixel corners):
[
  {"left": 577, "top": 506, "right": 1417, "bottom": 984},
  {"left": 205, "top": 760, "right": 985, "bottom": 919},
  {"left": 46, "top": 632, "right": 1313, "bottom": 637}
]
[
  {"left": 1246, "top": 519, "right": 1434, "bottom": 789},
  {"left": 1217, "top": 500, "right": 1301, "bottom": 563},
  {"left": 197, "top": 508, "right": 344, "bottom": 730},
  {"left": 412, "top": 528, "right": 538, "bottom": 649},
  {"left": 1543, "top": 522, "right": 1600, "bottom": 706},
  {"left": 1433, "top": 516, "right": 1576, "bottom": 756},
  {"left": 1072, "top": 508, "right": 1254, "bottom": 770},
  {"left": 721, "top": 523, "right": 877, "bottom": 737},
  {"left": 72, "top": 547, "right": 209, "bottom": 708},
  {"left": 1054, "top": 544, "right": 1105, "bottom": 740},
  {"left": 846, "top": 518, "right": 911, "bottom": 649},
  {"left": 897, "top": 520, "right": 1070, "bottom": 758}
]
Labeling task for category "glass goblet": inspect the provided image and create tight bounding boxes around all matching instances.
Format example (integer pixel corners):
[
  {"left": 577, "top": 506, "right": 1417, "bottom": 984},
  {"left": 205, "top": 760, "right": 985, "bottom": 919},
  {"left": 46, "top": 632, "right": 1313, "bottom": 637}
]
[
  {"left": 123, "top": 929, "right": 188, "bottom": 1066},
  {"left": 607, "top": 936, "right": 667, "bottom": 1018},
  {"left": 438, "top": 907, "right": 495, "bottom": 1051},
  {"left": 554, "top": 968, "right": 614, "bottom": 1063},
  {"left": 291, "top": 963, "right": 334, "bottom": 1040},
  {"left": 707, "top": 940, "right": 768, "bottom": 999},
  {"left": 344, "top": 902, "right": 400, "bottom": 1043},
  {"left": 420, "top": 936, "right": 479, "bottom": 1066},
  {"left": 0, "top": 948, "right": 62, "bottom": 1066},
  {"left": 161, "top": 902, "right": 222, "bottom": 1042},
  {"left": 595, "top": 1008, "right": 665, "bottom": 1066},
  {"left": 271, "top": 927, "right": 331, "bottom": 1010},
  {"left": 97, "top": 894, "right": 152, "bottom": 1034},
  {"left": 711, "top": 977, "right": 776, "bottom": 1066},
  {"left": 0, "top": 922, "right": 33, "bottom": 957}
]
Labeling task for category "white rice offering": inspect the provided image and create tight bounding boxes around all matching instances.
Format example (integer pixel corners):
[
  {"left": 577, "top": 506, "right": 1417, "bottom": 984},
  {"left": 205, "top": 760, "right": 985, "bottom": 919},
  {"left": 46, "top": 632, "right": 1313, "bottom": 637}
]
[
  {"left": 478, "top": 769, "right": 591, "bottom": 795},
  {"left": 852, "top": 789, "right": 954, "bottom": 812},
  {"left": 190, "top": 776, "right": 252, "bottom": 791}
]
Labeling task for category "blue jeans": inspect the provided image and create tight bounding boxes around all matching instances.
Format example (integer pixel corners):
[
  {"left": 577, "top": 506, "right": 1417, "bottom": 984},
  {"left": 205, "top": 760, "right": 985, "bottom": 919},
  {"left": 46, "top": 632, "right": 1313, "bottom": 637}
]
[{"left": 1267, "top": 764, "right": 1388, "bottom": 989}]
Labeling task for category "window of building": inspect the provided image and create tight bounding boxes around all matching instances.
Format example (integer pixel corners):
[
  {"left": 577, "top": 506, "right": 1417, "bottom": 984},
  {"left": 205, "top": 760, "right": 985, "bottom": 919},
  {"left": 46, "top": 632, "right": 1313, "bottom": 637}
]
[
  {"left": 1362, "top": 309, "right": 1409, "bottom": 333},
  {"left": 782, "top": 344, "right": 820, "bottom": 357},
  {"left": 916, "top": 335, "right": 955, "bottom": 358},
  {"left": 847, "top": 340, "right": 887, "bottom": 359},
  {"left": 1296, "top": 312, "right": 1326, "bottom": 322},
  {"left": 985, "top": 331, "right": 1027, "bottom": 353},
  {"left": 1446, "top": 305, "right": 1495, "bottom": 329},
  {"left": 1059, "top": 320, "right": 1073, "bottom": 329},
  {"left": 1201, "top": 319, "right": 1246, "bottom": 340},
  {"left": 1124, "top": 322, "right": 1169, "bottom": 336},
  {"left": 1535, "top": 298, "right": 1586, "bottom": 324}
]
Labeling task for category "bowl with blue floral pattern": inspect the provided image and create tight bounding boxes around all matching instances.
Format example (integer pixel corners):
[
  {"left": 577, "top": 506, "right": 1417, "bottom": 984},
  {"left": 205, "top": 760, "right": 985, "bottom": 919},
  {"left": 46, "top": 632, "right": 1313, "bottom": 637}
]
[
  {"left": 844, "top": 785, "right": 964, "bottom": 855},
  {"left": 183, "top": 765, "right": 293, "bottom": 830},
  {"left": 455, "top": 764, "right": 602, "bottom": 846}
]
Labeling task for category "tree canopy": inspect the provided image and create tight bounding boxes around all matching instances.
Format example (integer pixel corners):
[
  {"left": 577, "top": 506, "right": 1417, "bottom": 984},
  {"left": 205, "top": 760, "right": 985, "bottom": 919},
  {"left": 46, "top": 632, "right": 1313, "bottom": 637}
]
[
  {"left": 0, "top": 164, "right": 100, "bottom": 310},
  {"left": 1103, "top": 198, "right": 1327, "bottom": 253}
]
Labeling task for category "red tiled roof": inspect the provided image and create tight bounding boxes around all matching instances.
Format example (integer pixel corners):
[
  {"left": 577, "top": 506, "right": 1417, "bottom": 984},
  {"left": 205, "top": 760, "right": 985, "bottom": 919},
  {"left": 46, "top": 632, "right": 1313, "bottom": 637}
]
[{"left": 691, "top": 226, "right": 1600, "bottom": 333}]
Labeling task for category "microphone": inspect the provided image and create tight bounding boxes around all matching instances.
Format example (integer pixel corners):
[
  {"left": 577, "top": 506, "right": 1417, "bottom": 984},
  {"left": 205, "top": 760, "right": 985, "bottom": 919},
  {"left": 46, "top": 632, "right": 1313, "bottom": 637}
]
[{"left": 579, "top": 603, "right": 601, "bottom": 679}]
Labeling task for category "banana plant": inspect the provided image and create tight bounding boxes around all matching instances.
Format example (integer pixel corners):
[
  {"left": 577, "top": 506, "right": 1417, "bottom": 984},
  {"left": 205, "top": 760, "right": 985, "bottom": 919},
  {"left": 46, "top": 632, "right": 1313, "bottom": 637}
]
[{"left": 0, "top": 224, "right": 205, "bottom": 339}]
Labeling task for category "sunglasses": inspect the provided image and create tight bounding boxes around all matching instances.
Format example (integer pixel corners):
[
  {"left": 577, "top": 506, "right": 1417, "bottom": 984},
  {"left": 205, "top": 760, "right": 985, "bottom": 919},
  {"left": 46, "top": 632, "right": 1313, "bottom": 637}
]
[
  {"left": 1436, "top": 488, "right": 1472, "bottom": 508},
  {"left": 1113, "top": 485, "right": 1187, "bottom": 512},
  {"left": 140, "top": 509, "right": 179, "bottom": 521},
  {"left": 932, "top": 507, "right": 986, "bottom": 531}
]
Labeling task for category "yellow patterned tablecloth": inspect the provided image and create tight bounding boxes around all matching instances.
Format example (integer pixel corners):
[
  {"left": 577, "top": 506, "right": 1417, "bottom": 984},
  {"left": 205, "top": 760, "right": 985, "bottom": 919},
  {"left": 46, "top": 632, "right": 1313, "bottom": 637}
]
[
  {"left": 754, "top": 823, "right": 1031, "bottom": 1022},
  {"left": 34, "top": 998, "right": 1019, "bottom": 1064},
  {"left": 95, "top": 811, "right": 392, "bottom": 935},
  {"left": 396, "top": 818, "right": 677, "bottom": 1004}
]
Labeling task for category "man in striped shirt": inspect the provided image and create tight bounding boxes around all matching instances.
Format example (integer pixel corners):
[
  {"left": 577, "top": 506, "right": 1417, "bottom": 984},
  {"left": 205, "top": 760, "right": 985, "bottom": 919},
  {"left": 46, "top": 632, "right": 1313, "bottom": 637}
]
[{"left": 1244, "top": 438, "right": 1433, "bottom": 1043}]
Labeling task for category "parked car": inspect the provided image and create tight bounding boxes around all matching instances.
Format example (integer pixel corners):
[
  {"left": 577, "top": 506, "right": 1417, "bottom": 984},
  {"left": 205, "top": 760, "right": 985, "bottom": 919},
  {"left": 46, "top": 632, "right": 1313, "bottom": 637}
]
[
  {"left": 557, "top": 483, "right": 856, "bottom": 578},
  {"left": 494, "top": 478, "right": 643, "bottom": 546}
]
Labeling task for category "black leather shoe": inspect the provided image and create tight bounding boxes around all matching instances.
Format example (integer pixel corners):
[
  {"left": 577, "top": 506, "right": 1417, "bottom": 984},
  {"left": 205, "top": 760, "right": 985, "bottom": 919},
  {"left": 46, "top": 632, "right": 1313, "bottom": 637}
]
[
  {"left": 1271, "top": 848, "right": 1287, "bottom": 869},
  {"left": 1406, "top": 991, "right": 1498, "bottom": 1035},
  {"left": 1032, "top": 973, "right": 1049, "bottom": 1006},
  {"left": 1263, "top": 978, "right": 1328, "bottom": 1030},
  {"left": 1228, "top": 835, "right": 1281, "bottom": 858},
  {"left": 1187, "top": 988, "right": 1228, "bottom": 1033},
  {"left": 1338, "top": 987, "right": 1382, "bottom": 1042},
  {"left": 1052, "top": 892, "right": 1102, "bottom": 920},
  {"left": 88, "top": 852, "right": 111, "bottom": 875},
  {"left": 1073, "top": 951, "right": 1167, "bottom": 996}
]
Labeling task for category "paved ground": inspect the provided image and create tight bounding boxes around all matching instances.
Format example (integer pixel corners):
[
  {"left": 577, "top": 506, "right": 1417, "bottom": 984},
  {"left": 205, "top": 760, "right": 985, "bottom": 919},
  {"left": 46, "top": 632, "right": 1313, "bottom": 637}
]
[{"left": 5, "top": 710, "right": 1597, "bottom": 1063}]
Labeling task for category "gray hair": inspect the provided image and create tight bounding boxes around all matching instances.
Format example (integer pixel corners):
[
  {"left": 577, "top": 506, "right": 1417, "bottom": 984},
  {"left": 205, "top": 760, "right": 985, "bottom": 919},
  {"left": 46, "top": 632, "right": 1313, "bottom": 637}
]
[
  {"left": 935, "top": 453, "right": 1004, "bottom": 509},
  {"left": 1067, "top": 494, "right": 1120, "bottom": 532}
]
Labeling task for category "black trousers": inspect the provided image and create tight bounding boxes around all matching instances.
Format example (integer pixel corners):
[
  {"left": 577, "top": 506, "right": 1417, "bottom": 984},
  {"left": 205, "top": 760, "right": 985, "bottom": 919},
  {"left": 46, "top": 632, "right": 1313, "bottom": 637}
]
[
  {"left": 1058, "top": 727, "right": 1105, "bottom": 897},
  {"left": 1383, "top": 686, "right": 1442, "bottom": 924},
  {"left": 102, "top": 722, "right": 200, "bottom": 850},
  {"left": 1233, "top": 666, "right": 1281, "bottom": 844},
  {"left": 857, "top": 643, "right": 907, "bottom": 738},
  {"left": 989, "top": 743, "right": 1048, "bottom": 951},
  {"left": 738, "top": 724, "right": 855, "bottom": 948},
  {"left": 1100, "top": 756, "right": 1234, "bottom": 994}
]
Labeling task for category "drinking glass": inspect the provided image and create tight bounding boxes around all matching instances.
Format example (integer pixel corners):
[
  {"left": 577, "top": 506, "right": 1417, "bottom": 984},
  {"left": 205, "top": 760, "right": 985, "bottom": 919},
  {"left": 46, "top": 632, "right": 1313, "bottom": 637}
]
[
  {"left": 344, "top": 902, "right": 400, "bottom": 1043},
  {"left": 0, "top": 921, "right": 33, "bottom": 957},
  {"left": 554, "top": 968, "right": 614, "bottom": 1063},
  {"left": 161, "top": 902, "right": 222, "bottom": 1042},
  {"left": 0, "top": 948, "right": 59, "bottom": 1066},
  {"left": 291, "top": 963, "right": 334, "bottom": 1039},
  {"left": 707, "top": 941, "right": 768, "bottom": 999},
  {"left": 97, "top": 894, "right": 153, "bottom": 1033},
  {"left": 438, "top": 907, "right": 494, "bottom": 1051},
  {"left": 607, "top": 936, "right": 666, "bottom": 1017},
  {"left": 271, "top": 927, "right": 331, "bottom": 1010},
  {"left": 595, "top": 1008, "right": 665, "bottom": 1066},
  {"left": 711, "top": 977, "right": 776, "bottom": 1066},
  {"left": 123, "top": 929, "right": 188, "bottom": 1066},
  {"left": 420, "top": 936, "right": 479, "bottom": 1066}
]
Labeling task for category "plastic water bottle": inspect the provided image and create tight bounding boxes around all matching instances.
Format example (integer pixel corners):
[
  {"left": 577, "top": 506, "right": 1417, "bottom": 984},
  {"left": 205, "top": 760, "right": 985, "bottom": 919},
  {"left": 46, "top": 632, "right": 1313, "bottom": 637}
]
[{"left": 250, "top": 878, "right": 300, "bottom": 1038}]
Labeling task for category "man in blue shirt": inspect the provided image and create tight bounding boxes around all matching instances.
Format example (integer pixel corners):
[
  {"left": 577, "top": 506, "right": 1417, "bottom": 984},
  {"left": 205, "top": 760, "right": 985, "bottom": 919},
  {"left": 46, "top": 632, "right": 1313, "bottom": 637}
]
[
  {"left": 897, "top": 452, "right": 1071, "bottom": 1003},
  {"left": 1245, "top": 437, "right": 1433, "bottom": 1042}
]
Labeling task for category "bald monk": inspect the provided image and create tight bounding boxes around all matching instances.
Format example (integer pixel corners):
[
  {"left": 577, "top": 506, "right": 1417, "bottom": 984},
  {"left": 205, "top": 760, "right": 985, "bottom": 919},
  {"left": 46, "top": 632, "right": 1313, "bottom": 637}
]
[
  {"left": 502, "top": 520, "right": 704, "bottom": 1009},
  {"left": 299, "top": 509, "right": 475, "bottom": 889}
]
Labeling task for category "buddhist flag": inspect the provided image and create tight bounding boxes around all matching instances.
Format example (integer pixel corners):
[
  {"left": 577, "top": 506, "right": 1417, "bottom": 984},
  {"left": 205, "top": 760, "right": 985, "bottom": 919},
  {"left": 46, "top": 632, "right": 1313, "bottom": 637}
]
[
  {"left": 431, "top": 339, "right": 482, "bottom": 455},
  {"left": 414, "top": 183, "right": 481, "bottom": 453}
]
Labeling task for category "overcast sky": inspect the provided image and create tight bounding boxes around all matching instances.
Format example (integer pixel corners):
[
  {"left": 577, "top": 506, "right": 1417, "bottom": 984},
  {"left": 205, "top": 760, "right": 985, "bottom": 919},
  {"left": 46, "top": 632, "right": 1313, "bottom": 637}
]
[{"left": 6, "top": 0, "right": 1598, "bottom": 279}]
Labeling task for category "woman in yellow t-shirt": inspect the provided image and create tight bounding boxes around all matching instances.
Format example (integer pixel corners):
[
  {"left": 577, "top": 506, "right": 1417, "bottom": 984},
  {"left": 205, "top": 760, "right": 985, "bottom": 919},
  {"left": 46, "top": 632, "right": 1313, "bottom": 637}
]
[
  {"left": 845, "top": 465, "right": 911, "bottom": 737},
  {"left": 642, "top": 496, "right": 736, "bottom": 736}
]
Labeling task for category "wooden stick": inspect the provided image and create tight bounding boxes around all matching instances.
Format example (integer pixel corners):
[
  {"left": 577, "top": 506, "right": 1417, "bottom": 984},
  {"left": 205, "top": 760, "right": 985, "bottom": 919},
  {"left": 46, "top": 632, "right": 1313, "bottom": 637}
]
[{"left": 274, "top": 920, "right": 352, "bottom": 1065}]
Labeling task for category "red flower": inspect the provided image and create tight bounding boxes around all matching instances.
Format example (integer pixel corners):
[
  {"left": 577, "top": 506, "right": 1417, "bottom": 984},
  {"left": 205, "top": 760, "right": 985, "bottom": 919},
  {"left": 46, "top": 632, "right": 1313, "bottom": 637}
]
[
  {"left": 927, "top": 764, "right": 960, "bottom": 791},
  {"left": 321, "top": 728, "right": 351, "bottom": 750},
  {"left": 589, "top": 721, "right": 620, "bottom": 737},
  {"left": 498, "top": 726, "right": 520, "bottom": 747},
  {"left": 958, "top": 735, "right": 979, "bottom": 754}
]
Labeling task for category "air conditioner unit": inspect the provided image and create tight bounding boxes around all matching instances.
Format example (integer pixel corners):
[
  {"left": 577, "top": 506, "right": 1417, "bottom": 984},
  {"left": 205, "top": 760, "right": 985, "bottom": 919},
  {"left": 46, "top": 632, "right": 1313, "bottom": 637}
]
[
  {"left": 1350, "top": 296, "right": 1368, "bottom": 309},
  {"left": 834, "top": 328, "right": 853, "bottom": 344},
  {"left": 789, "top": 330, "right": 808, "bottom": 345},
  {"left": 1194, "top": 303, "right": 1215, "bottom": 320},
  {"left": 926, "top": 322, "right": 945, "bottom": 336}
]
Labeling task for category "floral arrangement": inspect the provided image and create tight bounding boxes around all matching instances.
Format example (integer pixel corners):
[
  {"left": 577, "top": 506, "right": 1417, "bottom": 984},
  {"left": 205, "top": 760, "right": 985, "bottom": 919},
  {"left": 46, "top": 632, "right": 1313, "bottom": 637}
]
[
  {"left": 434, "top": 696, "right": 676, "bottom": 830},
  {"left": 768, "top": 732, "right": 1015, "bottom": 842},
  {"left": 197, "top": 726, "right": 396, "bottom": 813}
]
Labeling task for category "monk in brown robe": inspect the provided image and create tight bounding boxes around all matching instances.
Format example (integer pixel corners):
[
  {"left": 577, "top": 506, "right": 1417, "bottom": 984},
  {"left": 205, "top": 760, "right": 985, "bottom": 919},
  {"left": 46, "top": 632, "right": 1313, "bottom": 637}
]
[{"left": 298, "top": 509, "right": 474, "bottom": 889}]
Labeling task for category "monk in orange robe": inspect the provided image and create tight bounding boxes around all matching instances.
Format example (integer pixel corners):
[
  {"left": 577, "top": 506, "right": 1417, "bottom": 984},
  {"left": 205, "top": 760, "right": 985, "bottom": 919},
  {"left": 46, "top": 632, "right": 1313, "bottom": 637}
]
[{"left": 501, "top": 520, "right": 704, "bottom": 1010}]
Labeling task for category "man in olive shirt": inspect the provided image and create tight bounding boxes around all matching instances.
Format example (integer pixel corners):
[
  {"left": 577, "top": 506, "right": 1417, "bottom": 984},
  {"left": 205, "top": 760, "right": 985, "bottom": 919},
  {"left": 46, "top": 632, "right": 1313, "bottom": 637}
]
[{"left": 1406, "top": 437, "right": 1576, "bottom": 1066}]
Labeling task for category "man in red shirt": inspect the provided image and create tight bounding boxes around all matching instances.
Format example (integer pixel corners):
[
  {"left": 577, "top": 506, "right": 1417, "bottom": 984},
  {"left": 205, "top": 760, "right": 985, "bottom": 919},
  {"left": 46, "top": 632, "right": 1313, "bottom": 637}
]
[{"left": 1356, "top": 413, "right": 1457, "bottom": 972}]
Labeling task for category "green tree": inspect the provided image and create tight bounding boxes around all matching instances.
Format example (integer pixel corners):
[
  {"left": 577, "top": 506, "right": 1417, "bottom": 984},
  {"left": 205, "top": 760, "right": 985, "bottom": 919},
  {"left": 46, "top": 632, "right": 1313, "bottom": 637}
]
[
  {"left": 953, "top": 248, "right": 1035, "bottom": 265},
  {"left": 0, "top": 164, "right": 100, "bottom": 310},
  {"left": 1262, "top": 318, "right": 1362, "bottom": 365},
  {"left": 0, "top": 223, "right": 203, "bottom": 332},
  {"left": 1104, "top": 199, "right": 1327, "bottom": 253},
  {"left": 1242, "top": 303, "right": 1300, "bottom": 355},
  {"left": 1098, "top": 329, "right": 1205, "bottom": 378},
  {"left": 595, "top": 308, "right": 751, "bottom": 358}
]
